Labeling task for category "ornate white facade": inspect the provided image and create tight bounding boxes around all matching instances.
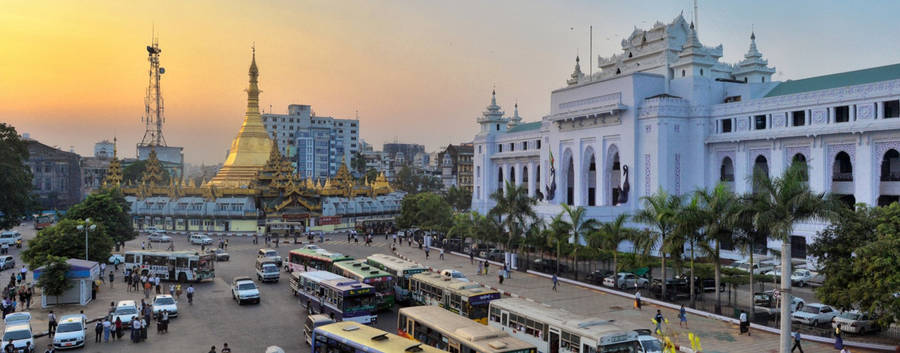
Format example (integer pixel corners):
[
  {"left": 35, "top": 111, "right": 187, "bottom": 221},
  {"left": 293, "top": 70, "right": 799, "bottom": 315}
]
[{"left": 471, "top": 14, "right": 900, "bottom": 261}]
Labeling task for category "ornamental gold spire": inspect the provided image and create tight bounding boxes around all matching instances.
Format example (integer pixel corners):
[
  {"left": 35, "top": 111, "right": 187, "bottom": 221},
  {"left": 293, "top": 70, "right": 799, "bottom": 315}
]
[
  {"left": 102, "top": 137, "right": 123, "bottom": 188},
  {"left": 208, "top": 45, "right": 274, "bottom": 187}
]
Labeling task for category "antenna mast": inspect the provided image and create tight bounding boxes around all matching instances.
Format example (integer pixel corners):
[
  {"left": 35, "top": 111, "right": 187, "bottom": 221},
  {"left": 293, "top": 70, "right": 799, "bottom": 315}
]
[
  {"left": 139, "top": 30, "right": 167, "bottom": 147},
  {"left": 693, "top": 0, "right": 699, "bottom": 33}
]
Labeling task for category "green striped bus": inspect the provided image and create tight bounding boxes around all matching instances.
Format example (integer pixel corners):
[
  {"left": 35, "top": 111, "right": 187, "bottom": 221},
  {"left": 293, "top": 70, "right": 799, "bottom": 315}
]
[
  {"left": 366, "top": 254, "right": 428, "bottom": 304},
  {"left": 287, "top": 247, "right": 353, "bottom": 273},
  {"left": 332, "top": 260, "right": 395, "bottom": 311}
]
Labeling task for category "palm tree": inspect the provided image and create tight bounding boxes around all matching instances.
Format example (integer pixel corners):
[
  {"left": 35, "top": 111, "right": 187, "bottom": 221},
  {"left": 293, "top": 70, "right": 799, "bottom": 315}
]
[
  {"left": 633, "top": 189, "right": 682, "bottom": 300},
  {"left": 751, "top": 163, "right": 832, "bottom": 352},
  {"left": 694, "top": 184, "right": 739, "bottom": 314},
  {"left": 731, "top": 192, "right": 770, "bottom": 322},
  {"left": 592, "top": 214, "right": 632, "bottom": 274},
  {"left": 489, "top": 181, "right": 537, "bottom": 254},
  {"left": 547, "top": 213, "right": 572, "bottom": 275},
  {"left": 561, "top": 204, "right": 597, "bottom": 280},
  {"left": 675, "top": 194, "right": 705, "bottom": 307}
]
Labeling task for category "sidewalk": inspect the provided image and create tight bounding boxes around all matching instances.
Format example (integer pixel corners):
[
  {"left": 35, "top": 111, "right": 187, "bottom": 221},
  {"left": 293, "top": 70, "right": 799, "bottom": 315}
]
[{"left": 395, "top": 245, "right": 884, "bottom": 353}]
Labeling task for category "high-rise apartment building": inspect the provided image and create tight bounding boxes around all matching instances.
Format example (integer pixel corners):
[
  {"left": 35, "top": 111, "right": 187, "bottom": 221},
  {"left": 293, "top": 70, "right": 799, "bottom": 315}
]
[{"left": 262, "top": 104, "right": 360, "bottom": 179}]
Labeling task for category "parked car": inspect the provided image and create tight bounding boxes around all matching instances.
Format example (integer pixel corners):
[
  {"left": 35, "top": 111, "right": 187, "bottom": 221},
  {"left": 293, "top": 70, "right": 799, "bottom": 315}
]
[
  {"left": 728, "top": 261, "right": 774, "bottom": 275},
  {"left": 633, "top": 329, "right": 663, "bottom": 353},
  {"left": 764, "top": 269, "right": 814, "bottom": 287},
  {"left": 754, "top": 291, "right": 805, "bottom": 314},
  {"left": 143, "top": 226, "right": 162, "bottom": 234},
  {"left": 792, "top": 303, "right": 838, "bottom": 327},
  {"left": 440, "top": 269, "right": 469, "bottom": 282},
  {"left": 603, "top": 272, "right": 649, "bottom": 289},
  {"left": 108, "top": 254, "right": 125, "bottom": 265},
  {"left": 112, "top": 300, "right": 139, "bottom": 328},
  {"left": 649, "top": 278, "right": 690, "bottom": 300},
  {"left": 2, "top": 312, "right": 33, "bottom": 351},
  {"left": 806, "top": 271, "right": 826, "bottom": 287},
  {"left": 257, "top": 248, "right": 283, "bottom": 267},
  {"left": 148, "top": 233, "right": 172, "bottom": 243},
  {"left": 532, "top": 259, "right": 568, "bottom": 273},
  {"left": 207, "top": 248, "right": 230, "bottom": 261},
  {"left": 0, "top": 231, "right": 22, "bottom": 248},
  {"left": 585, "top": 270, "right": 614, "bottom": 285},
  {"left": 0, "top": 255, "right": 15, "bottom": 270},
  {"left": 833, "top": 310, "right": 879, "bottom": 334},
  {"left": 52, "top": 314, "right": 86, "bottom": 349},
  {"left": 479, "top": 248, "right": 505, "bottom": 261},
  {"left": 152, "top": 294, "right": 179, "bottom": 318},
  {"left": 189, "top": 234, "right": 213, "bottom": 245},
  {"left": 232, "top": 277, "right": 260, "bottom": 304}
]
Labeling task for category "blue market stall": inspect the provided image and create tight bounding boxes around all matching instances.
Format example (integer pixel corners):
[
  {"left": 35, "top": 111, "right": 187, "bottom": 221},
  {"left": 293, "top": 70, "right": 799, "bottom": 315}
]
[{"left": 33, "top": 259, "right": 99, "bottom": 307}]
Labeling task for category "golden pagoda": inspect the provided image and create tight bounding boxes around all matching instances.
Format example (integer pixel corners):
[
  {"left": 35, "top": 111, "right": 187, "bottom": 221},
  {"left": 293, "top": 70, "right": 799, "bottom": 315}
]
[
  {"left": 102, "top": 137, "right": 123, "bottom": 188},
  {"left": 208, "top": 47, "right": 274, "bottom": 187}
]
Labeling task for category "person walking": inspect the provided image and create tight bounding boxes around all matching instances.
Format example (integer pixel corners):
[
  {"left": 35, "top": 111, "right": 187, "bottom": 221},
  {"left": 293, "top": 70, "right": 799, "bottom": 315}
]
[
  {"left": 102, "top": 318, "right": 111, "bottom": 343},
  {"left": 654, "top": 310, "right": 664, "bottom": 336},
  {"left": 109, "top": 317, "right": 117, "bottom": 341},
  {"left": 552, "top": 273, "right": 558, "bottom": 292},
  {"left": 115, "top": 317, "right": 123, "bottom": 340},
  {"left": 108, "top": 271, "right": 114, "bottom": 288},
  {"left": 187, "top": 285, "right": 194, "bottom": 305},
  {"left": 439, "top": 248, "right": 444, "bottom": 260},
  {"left": 130, "top": 318, "right": 140, "bottom": 343},
  {"left": 738, "top": 310, "right": 750, "bottom": 336},
  {"left": 221, "top": 343, "right": 232, "bottom": 353},
  {"left": 484, "top": 261, "right": 489, "bottom": 275},
  {"left": 48, "top": 311, "right": 57, "bottom": 336},
  {"left": 154, "top": 275, "right": 161, "bottom": 294},
  {"left": 143, "top": 280, "right": 151, "bottom": 299},
  {"left": 208, "top": 346, "right": 217, "bottom": 353},
  {"left": 469, "top": 249, "right": 474, "bottom": 265},
  {"left": 791, "top": 331, "right": 804, "bottom": 353},
  {"left": 477, "top": 261, "right": 483, "bottom": 276},
  {"left": 498, "top": 269, "right": 504, "bottom": 284},
  {"left": 679, "top": 304, "right": 687, "bottom": 328},
  {"left": 834, "top": 324, "right": 843, "bottom": 350},
  {"left": 94, "top": 321, "right": 102, "bottom": 343},
  {"left": 141, "top": 241, "right": 145, "bottom": 250},
  {"left": 424, "top": 247, "right": 430, "bottom": 259},
  {"left": 635, "top": 289, "right": 642, "bottom": 310},
  {"left": 169, "top": 283, "right": 175, "bottom": 297}
]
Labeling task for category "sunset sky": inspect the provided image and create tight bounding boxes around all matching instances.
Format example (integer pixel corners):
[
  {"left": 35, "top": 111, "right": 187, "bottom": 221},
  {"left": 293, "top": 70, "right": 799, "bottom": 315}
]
[{"left": 4, "top": 1, "right": 900, "bottom": 164}]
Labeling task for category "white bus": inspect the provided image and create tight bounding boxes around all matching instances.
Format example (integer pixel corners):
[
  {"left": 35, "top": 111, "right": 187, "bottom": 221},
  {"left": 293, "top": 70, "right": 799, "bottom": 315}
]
[
  {"left": 123, "top": 250, "right": 215, "bottom": 282},
  {"left": 399, "top": 305, "right": 537, "bottom": 353},
  {"left": 488, "top": 298, "right": 640, "bottom": 353},
  {"left": 365, "top": 254, "right": 428, "bottom": 303}
]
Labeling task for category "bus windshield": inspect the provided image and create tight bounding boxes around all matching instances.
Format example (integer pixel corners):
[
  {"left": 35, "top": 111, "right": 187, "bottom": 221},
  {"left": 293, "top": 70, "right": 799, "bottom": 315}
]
[
  {"left": 601, "top": 341, "right": 641, "bottom": 353},
  {"left": 343, "top": 294, "right": 374, "bottom": 311},
  {"left": 198, "top": 255, "right": 214, "bottom": 271}
]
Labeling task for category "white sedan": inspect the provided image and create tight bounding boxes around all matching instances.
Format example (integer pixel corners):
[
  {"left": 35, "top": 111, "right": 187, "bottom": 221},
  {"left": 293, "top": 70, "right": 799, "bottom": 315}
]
[
  {"left": 152, "top": 294, "right": 178, "bottom": 318},
  {"left": 148, "top": 233, "right": 173, "bottom": 243},
  {"left": 765, "top": 269, "right": 814, "bottom": 287},
  {"left": 791, "top": 303, "right": 838, "bottom": 327},
  {"left": 833, "top": 310, "right": 878, "bottom": 334}
]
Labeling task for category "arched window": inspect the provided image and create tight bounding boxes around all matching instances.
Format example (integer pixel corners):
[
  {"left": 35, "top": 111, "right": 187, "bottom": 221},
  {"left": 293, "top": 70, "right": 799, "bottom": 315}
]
[
  {"left": 682, "top": 70, "right": 686, "bottom": 77},
  {"left": 497, "top": 167, "right": 504, "bottom": 194},
  {"left": 754, "top": 155, "right": 769, "bottom": 179},
  {"left": 791, "top": 153, "right": 808, "bottom": 182},
  {"left": 586, "top": 153, "right": 597, "bottom": 206},
  {"left": 566, "top": 157, "right": 575, "bottom": 205},
  {"left": 700, "top": 68, "right": 704, "bottom": 76},
  {"left": 762, "top": 77, "right": 766, "bottom": 83},
  {"left": 881, "top": 149, "right": 900, "bottom": 181},
  {"left": 510, "top": 168, "right": 516, "bottom": 185},
  {"left": 609, "top": 151, "right": 622, "bottom": 206},
  {"left": 522, "top": 166, "right": 528, "bottom": 183},
  {"left": 720, "top": 157, "right": 734, "bottom": 182},
  {"left": 833, "top": 152, "right": 852, "bottom": 181}
]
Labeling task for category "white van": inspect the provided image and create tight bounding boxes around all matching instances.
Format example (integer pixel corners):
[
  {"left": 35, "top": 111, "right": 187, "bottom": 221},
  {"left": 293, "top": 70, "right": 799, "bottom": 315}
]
[
  {"left": 256, "top": 258, "right": 280, "bottom": 283},
  {"left": 0, "top": 231, "right": 22, "bottom": 248},
  {"left": 2, "top": 312, "right": 33, "bottom": 351},
  {"left": 190, "top": 234, "right": 213, "bottom": 245}
]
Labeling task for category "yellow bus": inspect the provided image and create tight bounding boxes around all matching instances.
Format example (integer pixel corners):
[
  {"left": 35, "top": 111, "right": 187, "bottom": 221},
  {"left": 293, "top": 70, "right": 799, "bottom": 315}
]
[
  {"left": 409, "top": 272, "right": 501, "bottom": 324},
  {"left": 488, "top": 298, "right": 641, "bottom": 353},
  {"left": 399, "top": 306, "right": 537, "bottom": 353},
  {"left": 312, "top": 321, "right": 444, "bottom": 353}
]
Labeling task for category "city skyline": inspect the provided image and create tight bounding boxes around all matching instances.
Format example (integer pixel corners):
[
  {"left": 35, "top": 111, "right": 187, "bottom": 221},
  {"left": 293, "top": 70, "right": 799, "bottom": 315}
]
[{"left": 4, "top": 1, "right": 900, "bottom": 164}]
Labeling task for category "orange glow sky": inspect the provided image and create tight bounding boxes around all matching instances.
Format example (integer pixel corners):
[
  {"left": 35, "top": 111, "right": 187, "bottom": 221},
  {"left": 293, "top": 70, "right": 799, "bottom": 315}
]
[{"left": 4, "top": 1, "right": 900, "bottom": 164}]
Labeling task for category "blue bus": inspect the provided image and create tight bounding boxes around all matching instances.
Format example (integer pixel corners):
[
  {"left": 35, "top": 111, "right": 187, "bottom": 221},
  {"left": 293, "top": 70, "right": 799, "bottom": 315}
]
[{"left": 295, "top": 271, "right": 377, "bottom": 324}]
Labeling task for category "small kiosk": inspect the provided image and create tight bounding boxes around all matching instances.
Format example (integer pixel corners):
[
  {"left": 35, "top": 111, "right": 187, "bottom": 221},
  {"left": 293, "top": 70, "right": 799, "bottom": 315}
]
[{"left": 33, "top": 259, "right": 100, "bottom": 307}]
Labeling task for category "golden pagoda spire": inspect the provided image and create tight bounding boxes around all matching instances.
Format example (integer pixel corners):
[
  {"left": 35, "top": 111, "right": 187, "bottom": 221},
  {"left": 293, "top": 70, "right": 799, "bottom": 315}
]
[
  {"left": 208, "top": 45, "right": 274, "bottom": 187},
  {"left": 102, "top": 137, "right": 123, "bottom": 188}
]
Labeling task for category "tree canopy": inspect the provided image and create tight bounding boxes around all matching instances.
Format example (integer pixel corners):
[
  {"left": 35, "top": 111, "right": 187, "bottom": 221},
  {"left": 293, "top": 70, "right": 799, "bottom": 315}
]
[
  {"left": 397, "top": 192, "right": 453, "bottom": 232},
  {"left": 36, "top": 255, "right": 71, "bottom": 305},
  {"left": 811, "top": 203, "right": 899, "bottom": 326},
  {"left": 444, "top": 185, "right": 472, "bottom": 212},
  {"left": 123, "top": 160, "right": 170, "bottom": 185},
  {"left": 22, "top": 218, "right": 114, "bottom": 269},
  {"left": 394, "top": 166, "right": 442, "bottom": 194},
  {"left": 0, "top": 123, "right": 33, "bottom": 229},
  {"left": 65, "top": 189, "right": 136, "bottom": 245}
]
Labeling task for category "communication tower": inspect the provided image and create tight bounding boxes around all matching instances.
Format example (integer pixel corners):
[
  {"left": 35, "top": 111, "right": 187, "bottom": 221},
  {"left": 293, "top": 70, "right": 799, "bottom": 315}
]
[{"left": 139, "top": 32, "right": 167, "bottom": 147}]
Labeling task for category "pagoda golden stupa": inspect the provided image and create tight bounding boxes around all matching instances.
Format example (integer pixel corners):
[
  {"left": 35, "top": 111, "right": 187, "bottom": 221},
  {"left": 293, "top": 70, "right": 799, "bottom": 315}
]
[{"left": 207, "top": 47, "right": 273, "bottom": 188}]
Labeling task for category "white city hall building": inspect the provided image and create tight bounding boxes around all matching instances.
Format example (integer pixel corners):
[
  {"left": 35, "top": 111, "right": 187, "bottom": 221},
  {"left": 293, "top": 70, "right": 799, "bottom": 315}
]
[{"left": 471, "top": 14, "right": 900, "bottom": 262}]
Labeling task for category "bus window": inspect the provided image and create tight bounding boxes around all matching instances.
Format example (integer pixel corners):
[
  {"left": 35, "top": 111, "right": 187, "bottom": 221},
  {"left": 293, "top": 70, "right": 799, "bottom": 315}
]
[
  {"left": 125, "top": 254, "right": 134, "bottom": 263},
  {"left": 176, "top": 257, "right": 187, "bottom": 268}
]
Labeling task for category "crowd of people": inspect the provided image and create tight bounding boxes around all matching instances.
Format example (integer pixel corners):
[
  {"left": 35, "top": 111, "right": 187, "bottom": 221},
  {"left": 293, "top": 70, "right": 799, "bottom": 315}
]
[{"left": 2, "top": 267, "right": 33, "bottom": 319}]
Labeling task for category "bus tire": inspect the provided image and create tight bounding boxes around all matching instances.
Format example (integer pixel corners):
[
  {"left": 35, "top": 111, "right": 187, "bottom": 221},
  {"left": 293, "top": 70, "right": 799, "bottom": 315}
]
[{"left": 178, "top": 273, "right": 187, "bottom": 283}]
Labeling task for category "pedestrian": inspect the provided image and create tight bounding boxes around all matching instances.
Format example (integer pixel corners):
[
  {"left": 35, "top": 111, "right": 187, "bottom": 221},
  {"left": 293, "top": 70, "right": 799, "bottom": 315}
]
[
  {"left": 552, "top": 273, "right": 558, "bottom": 291},
  {"left": 484, "top": 261, "right": 489, "bottom": 275},
  {"left": 425, "top": 247, "right": 430, "bottom": 259},
  {"left": 224, "top": 239, "right": 229, "bottom": 250},
  {"left": 169, "top": 283, "right": 175, "bottom": 297},
  {"left": 108, "top": 271, "right": 114, "bottom": 288},
  {"left": 23, "top": 342, "right": 33, "bottom": 353},
  {"left": 115, "top": 317, "right": 123, "bottom": 340},
  {"left": 141, "top": 241, "right": 145, "bottom": 250},
  {"left": 478, "top": 261, "right": 483, "bottom": 276},
  {"left": 19, "top": 266, "right": 26, "bottom": 282},
  {"left": 102, "top": 317, "right": 111, "bottom": 342},
  {"left": 208, "top": 346, "right": 217, "bottom": 353},
  {"left": 143, "top": 280, "right": 151, "bottom": 299},
  {"left": 176, "top": 283, "right": 182, "bottom": 298},
  {"left": 23, "top": 286, "right": 31, "bottom": 309},
  {"left": 109, "top": 317, "right": 117, "bottom": 341},
  {"left": 154, "top": 275, "right": 161, "bottom": 294},
  {"left": 654, "top": 310, "right": 664, "bottom": 335},
  {"left": 221, "top": 343, "right": 232, "bottom": 353},
  {"left": 100, "top": 263, "right": 106, "bottom": 278},
  {"left": 834, "top": 325, "right": 843, "bottom": 350},
  {"left": 679, "top": 304, "right": 687, "bottom": 328},
  {"left": 48, "top": 310, "right": 57, "bottom": 336},
  {"left": 635, "top": 289, "right": 642, "bottom": 310},
  {"left": 44, "top": 343, "right": 55, "bottom": 353},
  {"left": 130, "top": 318, "right": 140, "bottom": 343},
  {"left": 469, "top": 249, "right": 474, "bottom": 264},
  {"left": 187, "top": 285, "right": 194, "bottom": 305},
  {"left": 739, "top": 310, "right": 750, "bottom": 336},
  {"left": 791, "top": 331, "right": 804, "bottom": 353},
  {"left": 498, "top": 270, "right": 504, "bottom": 284},
  {"left": 94, "top": 321, "right": 102, "bottom": 343}
]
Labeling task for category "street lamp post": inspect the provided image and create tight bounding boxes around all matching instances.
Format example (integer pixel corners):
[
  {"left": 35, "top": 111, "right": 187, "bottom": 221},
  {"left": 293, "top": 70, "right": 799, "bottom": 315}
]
[{"left": 76, "top": 218, "right": 97, "bottom": 261}]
